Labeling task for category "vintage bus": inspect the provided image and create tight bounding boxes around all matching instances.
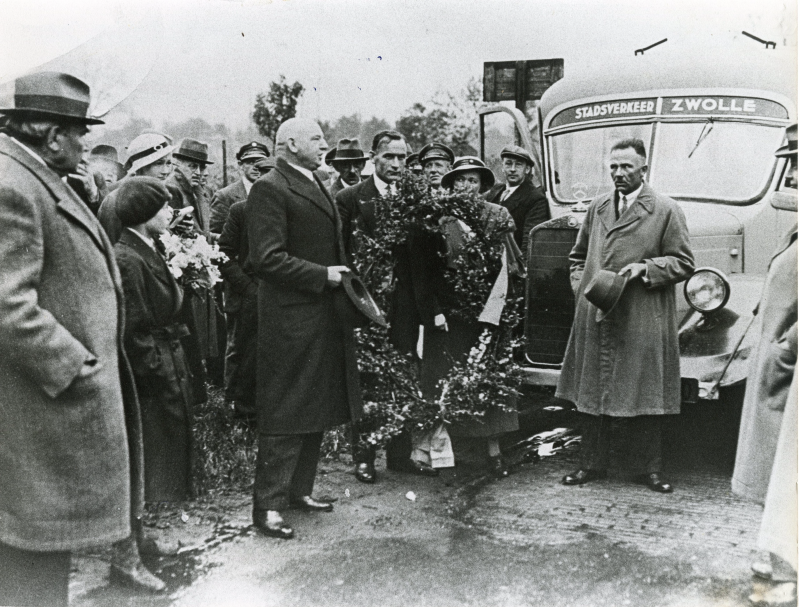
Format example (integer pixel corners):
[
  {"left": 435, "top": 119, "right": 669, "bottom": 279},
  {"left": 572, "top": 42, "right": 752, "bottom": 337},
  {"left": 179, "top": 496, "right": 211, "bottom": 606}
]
[{"left": 479, "top": 48, "right": 797, "bottom": 406}]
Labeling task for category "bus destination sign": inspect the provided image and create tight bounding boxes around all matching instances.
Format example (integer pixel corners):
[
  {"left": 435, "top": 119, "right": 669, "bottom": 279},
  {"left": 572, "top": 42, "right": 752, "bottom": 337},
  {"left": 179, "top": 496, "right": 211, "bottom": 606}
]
[{"left": 550, "top": 96, "right": 788, "bottom": 128}]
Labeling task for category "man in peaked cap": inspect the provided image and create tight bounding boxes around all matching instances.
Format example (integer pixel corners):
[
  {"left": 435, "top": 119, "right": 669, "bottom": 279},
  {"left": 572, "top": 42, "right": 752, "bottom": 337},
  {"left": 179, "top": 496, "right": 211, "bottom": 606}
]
[
  {"left": 210, "top": 141, "right": 269, "bottom": 236},
  {"left": 0, "top": 71, "right": 140, "bottom": 605},
  {"left": 418, "top": 142, "right": 454, "bottom": 190},
  {"left": 210, "top": 141, "right": 269, "bottom": 420},
  {"left": 484, "top": 145, "right": 550, "bottom": 254},
  {"left": 327, "top": 138, "right": 369, "bottom": 198}
]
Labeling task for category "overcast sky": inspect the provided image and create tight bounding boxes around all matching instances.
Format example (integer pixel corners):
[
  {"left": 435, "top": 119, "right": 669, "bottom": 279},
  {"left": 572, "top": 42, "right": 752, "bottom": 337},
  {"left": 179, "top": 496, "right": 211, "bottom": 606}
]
[{"left": 0, "top": 0, "right": 796, "bottom": 133}]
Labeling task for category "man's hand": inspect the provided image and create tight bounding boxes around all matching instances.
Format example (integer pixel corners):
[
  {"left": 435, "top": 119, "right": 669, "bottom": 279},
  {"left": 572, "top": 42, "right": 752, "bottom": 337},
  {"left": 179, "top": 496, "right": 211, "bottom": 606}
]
[
  {"left": 170, "top": 207, "right": 195, "bottom": 234},
  {"left": 326, "top": 265, "right": 350, "bottom": 287},
  {"left": 434, "top": 313, "right": 449, "bottom": 332},
  {"left": 69, "top": 161, "right": 99, "bottom": 204},
  {"left": 619, "top": 262, "right": 647, "bottom": 279}
]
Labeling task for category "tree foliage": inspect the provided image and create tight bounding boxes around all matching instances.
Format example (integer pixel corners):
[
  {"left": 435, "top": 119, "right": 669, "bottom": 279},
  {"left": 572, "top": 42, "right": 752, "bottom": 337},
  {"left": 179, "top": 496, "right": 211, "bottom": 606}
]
[
  {"left": 252, "top": 75, "right": 305, "bottom": 143},
  {"left": 320, "top": 113, "right": 392, "bottom": 152},
  {"left": 395, "top": 77, "right": 483, "bottom": 156}
]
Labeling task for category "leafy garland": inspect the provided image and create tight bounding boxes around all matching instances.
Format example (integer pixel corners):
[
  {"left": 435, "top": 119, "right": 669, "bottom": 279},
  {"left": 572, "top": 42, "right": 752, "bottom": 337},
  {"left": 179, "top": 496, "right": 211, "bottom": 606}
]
[{"left": 351, "top": 174, "right": 524, "bottom": 446}]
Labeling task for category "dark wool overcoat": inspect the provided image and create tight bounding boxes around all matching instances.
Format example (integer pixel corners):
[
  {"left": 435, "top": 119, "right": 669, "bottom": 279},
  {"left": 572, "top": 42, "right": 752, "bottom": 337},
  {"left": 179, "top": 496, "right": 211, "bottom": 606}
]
[
  {"left": 335, "top": 175, "right": 380, "bottom": 263},
  {"left": 209, "top": 178, "right": 247, "bottom": 236},
  {"left": 0, "top": 134, "right": 142, "bottom": 551},
  {"left": 555, "top": 184, "right": 694, "bottom": 417},
  {"left": 247, "top": 158, "right": 363, "bottom": 434},
  {"left": 115, "top": 229, "right": 195, "bottom": 502},
  {"left": 485, "top": 178, "right": 550, "bottom": 253},
  {"left": 732, "top": 225, "right": 797, "bottom": 503}
]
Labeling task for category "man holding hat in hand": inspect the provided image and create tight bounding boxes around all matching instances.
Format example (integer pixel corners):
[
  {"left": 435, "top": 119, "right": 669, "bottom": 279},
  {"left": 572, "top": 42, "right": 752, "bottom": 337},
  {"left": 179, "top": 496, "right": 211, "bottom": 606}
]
[
  {"left": 485, "top": 145, "right": 549, "bottom": 254},
  {"left": 327, "top": 138, "right": 369, "bottom": 198},
  {"left": 210, "top": 141, "right": 270, "bottom": 236},
  {"left": 556, "top": 138, "right": 694, "bottom": 494},
  {"left": 0, "top": 71, "right": 137, "bottom": 606}
]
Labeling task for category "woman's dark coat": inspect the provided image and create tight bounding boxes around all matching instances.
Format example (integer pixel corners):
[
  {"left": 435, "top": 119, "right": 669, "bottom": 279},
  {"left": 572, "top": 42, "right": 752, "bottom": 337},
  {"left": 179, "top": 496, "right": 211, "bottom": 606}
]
[
  {"left": 115, "top": 229, "right": 194, "bottom": 502},
  {"left": 247, "top": 158, "right": 363, "bottom": 434}
]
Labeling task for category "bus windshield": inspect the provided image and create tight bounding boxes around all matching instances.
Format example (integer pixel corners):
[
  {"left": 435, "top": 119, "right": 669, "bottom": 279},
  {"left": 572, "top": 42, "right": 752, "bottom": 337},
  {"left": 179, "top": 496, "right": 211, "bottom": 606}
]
[{"left": 550, "top": 121, "right": 785, "bottom": 204}]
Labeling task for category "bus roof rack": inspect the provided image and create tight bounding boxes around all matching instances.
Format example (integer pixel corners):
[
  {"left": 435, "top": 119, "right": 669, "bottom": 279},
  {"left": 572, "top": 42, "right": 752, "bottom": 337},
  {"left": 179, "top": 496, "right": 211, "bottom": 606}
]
[
  {"left": 742, "top": 31, "right": 776, "bottom": 49},
  {"left": 635, "top": 38, "right": 668, "bottom": 56}
]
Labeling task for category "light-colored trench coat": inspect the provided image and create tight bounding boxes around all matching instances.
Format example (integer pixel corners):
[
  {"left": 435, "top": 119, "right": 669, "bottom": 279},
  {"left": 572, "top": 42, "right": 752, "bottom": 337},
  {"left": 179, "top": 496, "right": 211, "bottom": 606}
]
[
  {"left": 555, "top": 184, "right": 695, "bottom": 417},
  {"left": 732, "top": 226, "right": 797, "bottom": 503}
]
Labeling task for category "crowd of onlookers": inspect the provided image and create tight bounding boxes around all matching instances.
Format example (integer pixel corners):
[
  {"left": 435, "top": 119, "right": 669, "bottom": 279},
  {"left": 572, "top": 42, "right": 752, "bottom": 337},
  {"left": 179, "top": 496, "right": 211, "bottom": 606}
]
[{"left": 0, "top": 71, "right": 795, "bottom": 607}]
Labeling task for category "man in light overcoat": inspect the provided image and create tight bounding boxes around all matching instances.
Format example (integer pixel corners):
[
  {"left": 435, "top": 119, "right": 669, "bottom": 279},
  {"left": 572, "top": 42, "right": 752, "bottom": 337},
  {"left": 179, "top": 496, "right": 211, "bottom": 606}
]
[
  {"left": 556, "top": 138, "right": 694, "bottom": 493},
  {"left": 0, "top": 72, "right": 140, "bottom": 607}
]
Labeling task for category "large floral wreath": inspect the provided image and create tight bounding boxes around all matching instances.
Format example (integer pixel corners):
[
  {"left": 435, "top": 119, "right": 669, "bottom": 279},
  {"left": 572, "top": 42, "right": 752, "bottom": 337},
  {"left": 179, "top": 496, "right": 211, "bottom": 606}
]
[{"left": 351, "top": 174, "right": 525, "bottom": 446}]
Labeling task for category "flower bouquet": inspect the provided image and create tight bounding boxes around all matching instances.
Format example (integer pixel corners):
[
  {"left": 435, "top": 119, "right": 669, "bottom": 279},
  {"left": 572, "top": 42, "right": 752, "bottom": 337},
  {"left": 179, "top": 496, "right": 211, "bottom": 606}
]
[{"left": 159, "top": 232, "right": 228, "bottom": 293}]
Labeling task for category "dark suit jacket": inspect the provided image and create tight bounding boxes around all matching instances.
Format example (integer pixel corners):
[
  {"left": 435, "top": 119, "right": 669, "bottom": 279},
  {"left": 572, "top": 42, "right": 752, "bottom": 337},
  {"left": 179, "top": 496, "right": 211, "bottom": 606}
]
[
  {"left": 247, "top": 157, "right": 362, "bottom": 433},
  {"left": 166, "top": 171, "right": 212, "bottom": 238},
  {"left": 485, "top": 178, "right": 549, "bottom": 254},
  {"left": 335, "top": 175, "right": 381, "bottom": 262},
  {"left": 210, "top": 178, "right": 247, "bottom": 236},
  {"left": 327, "top": 177, "right": 348, "bottom": 199},
  {"left": 218, "top": 201, "right": 256, "bottom": 314}
]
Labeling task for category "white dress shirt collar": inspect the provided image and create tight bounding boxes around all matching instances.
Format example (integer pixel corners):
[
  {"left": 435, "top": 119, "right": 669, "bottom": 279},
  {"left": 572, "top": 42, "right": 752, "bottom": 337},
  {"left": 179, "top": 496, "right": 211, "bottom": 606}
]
[
  {"left": 287, "top": 161, "right": 315, "bottom": 182},
  {"left": 242, "top": 175, "right": 255, "bottom": 195},
  {"left": 126, "top": 227, "right": 157, "bottom": 251},
  {"left": 373, "top": 173, "right": 394, "bottom": 197},
  {"left": 620, "top": 183, "right": 644, "bottom": 207}
]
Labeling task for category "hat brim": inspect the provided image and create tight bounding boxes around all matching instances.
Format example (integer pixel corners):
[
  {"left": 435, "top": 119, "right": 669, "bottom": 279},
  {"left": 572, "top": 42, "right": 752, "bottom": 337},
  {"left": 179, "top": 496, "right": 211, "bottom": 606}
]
[
  {"left": 341, "top": 273, "right": 388, "bottom": 328},
  {"left": 775, "top": 144, "right": 797, "bottom": 157},
  {"left": 500, "top": 152, "right": 534, "bottom": 165},
  {"left": 0, "top": 107, "right": 104, "bottom": 125},
  {"left": 173, "top": 152, "right": 213, "bottom": 165},
  {"left": 331, "top": 154, "right": 370, "bottom": 163},
  {"left": 127, "top": 144, "right": 174, "bottom": 176},
  {"left": 441, "top": 166, "right": 496, "bottom": 192},
  {"left": 584, "top": 270, "right": 631, "bottom": 321}
]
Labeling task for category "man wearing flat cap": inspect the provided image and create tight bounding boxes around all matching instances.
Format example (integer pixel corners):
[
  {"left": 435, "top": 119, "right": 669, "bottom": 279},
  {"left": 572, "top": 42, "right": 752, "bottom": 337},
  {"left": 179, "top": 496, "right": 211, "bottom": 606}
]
[
  {"left": 0, "top": 71, "right": 139, "bottom": 606},
  {"left": 556, "top": 138, "right": 694, "bottom": 494},
  {"left": 327, "top": 138, "right": 369, "bottom": 199},
  {"left": 485, "top": 145, "right": 550, "bottom": 254},
  {"left": 210, "top": 141, "right": 270, "bottom": 237},
  {"left": 418, "top": 142, "right": 454, "bottom": 191}
]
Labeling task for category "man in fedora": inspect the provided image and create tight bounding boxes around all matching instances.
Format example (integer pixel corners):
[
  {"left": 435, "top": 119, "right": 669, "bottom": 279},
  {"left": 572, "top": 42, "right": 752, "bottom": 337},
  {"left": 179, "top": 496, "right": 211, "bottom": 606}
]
[
  {"left": 327, "top": 138, "right": 369, "bottom": 198},
  {"left": 418, "top": 142, "right": 454, "bottom": 191},
  {"left": 210, "top": 141, "right": 270, "bottom": 236},
  {"left": 247, "top": 117, "right": 362, "bottom": 539},
  {"left": 89, "top": 144, "right": 125, "bottom": 186},
  {"left": 0, "top": 71, "right": 140, "bottom": 606},
  {"left": 556, "top": 138, "right": 694, "bottom": 493},
  {"left": 485, "top": 145, "right": 549, "bottom": 254},
  {"left": 167, "top": 138, "right": 217, "bottom": 403}
]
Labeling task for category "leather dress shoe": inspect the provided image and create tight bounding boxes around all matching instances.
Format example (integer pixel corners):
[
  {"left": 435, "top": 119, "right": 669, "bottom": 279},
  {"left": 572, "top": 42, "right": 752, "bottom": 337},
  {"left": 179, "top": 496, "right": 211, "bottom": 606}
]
[
  {"left": 109, "top": 562, "right": 166, "bottom": 593},
  {"left": 253, "top": 510, "right": 294, "bottom": 539},
  {"left": 138, "top": 535, "right": 179, "bottom": 557},
  {"left": 489, "top": 455, "right": 510, "bottom": 479},
  {"left": 290, "top": 495, "right": 334, "bottom": 512},
  {"left": 562, "top": 469, "right": 607, "bottom": 486},
  {"left": 355, "top": 461, "right": 376, "bottom": 484},
  {"left": 635, "top": 472, "right": 673, "bottom": 493}
]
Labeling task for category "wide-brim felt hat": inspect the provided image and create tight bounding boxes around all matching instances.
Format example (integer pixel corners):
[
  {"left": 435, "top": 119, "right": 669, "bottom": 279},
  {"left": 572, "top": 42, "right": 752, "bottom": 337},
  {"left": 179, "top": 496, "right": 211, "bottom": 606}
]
[
  {"left": 173, "top": 138, "right": 213, "bottom": 165},
  {"left": 775, "top": 123, "right": 797, "bottom": 157},
  {"left": 333, "top": 272, "right": 388, "bottom": 329},
  {"left": 500, "top": 144, "right": 535, "bottom": 166},
  {"left": 125, "top": 133, "right": 174, "bottom": 176},
  {"left": 330, "top": 138, "right": 369, "bottom": 162},
  {"left": 0, "top": 71, "right": 104, "bottom": 125},
  {"left": 419, "top": 142, "right": 455, "bottom": 166},
  {"left": 584, "top": 269, "right": 631, "bottom": 321},
  {"left": 441, "top": 156, "right": 496, "bottom": 193}
]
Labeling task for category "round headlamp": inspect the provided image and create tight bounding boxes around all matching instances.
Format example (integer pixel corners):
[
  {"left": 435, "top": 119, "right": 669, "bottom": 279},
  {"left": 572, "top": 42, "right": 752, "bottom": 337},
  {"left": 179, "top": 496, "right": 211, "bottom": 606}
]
[{"left": 684, "top": 268, "right": 730, "bottom": 314}]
